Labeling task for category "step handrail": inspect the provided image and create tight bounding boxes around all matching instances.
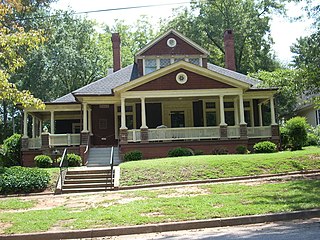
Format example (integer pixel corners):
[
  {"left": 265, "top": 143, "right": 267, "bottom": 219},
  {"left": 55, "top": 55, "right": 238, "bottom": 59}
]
[
  {"left": 59, "top": 148, "right": 68, "bottom": 192},
  {"left": 109, "top": 146, "right": 114, "bottom": 186}
]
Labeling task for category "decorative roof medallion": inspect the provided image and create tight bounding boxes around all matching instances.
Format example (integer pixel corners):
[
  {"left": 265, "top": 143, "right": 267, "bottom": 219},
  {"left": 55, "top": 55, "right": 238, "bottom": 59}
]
[
  {"left": 176, "top": 72, "right": 188, "bottom": 84},
  {"left": 167, "top": 37, "right": 177, "bottom": 48}
]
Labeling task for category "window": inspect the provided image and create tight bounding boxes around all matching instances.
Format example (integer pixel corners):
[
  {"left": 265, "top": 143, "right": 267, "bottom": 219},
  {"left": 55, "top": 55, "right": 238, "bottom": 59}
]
[
  {"left": 224, "top": 101, "right": 235, "bottom": 126},
  {"left": 160, "top": 58, "right": 171, "bottom": 68},
  {"left": 145, "top": 59, "right": 157, "bottom": 74},
  {"left": 316, "top": 109, "right": 320, "bottom": 125},
  {"left": 205, "top": 101, "right": 217, "bottom": 126},
  {"left": 171, "top": 111, "right": 185, "bottom": 128},
  {"left": 189, "top": 58, "right": 200, "bottom": 66}
]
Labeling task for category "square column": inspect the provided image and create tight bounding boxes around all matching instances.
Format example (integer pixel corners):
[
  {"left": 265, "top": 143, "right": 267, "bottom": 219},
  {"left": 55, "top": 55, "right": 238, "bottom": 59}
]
[
  {"left": 258, "top": 103, "right": 263, "bottom": 126},
  {"left": 270, "top": 97, "right": 276, "bottom": 125},
  {"left": 219, "top": 95, "right": 226, "bottom": 125},
  {"left": 32, "top": 115, "right": 36, "bottom": 138},
  {"left": 120, "top": 97, "right": 127, "bottom": 130},
  {"left": 82, "top": 103, "right": 88, "bottom": 132},
  {"left": 239, "top": 94, "right": 246, "bottom": 125},
  {"left": 140, "top": 97, "right": 149, "bottom": 143},
  {"left": 50, "top": 111, "right": 55, "bottom": 134},
  {"left": 23, "top": 111, "right": 28, "bottom": 138}
]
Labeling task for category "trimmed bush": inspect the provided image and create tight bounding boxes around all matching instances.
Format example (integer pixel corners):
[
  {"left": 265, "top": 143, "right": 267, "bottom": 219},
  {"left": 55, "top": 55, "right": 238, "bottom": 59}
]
[
  {"left": 306, "top": 133, "right": 319, "bottom": 146},
  {"left": 236, "top": 145, "right": 248, "bottom": 154},
  {"left": 1, "top": 134, "right": 21, "bottom": 166},
  {"left": 66, "top": 153, "right": 82, "bottom": 167},
  {"left": 124, "top": 150, "right": 143, "bottom": 161},
  {"left": 280, "top": 127, "right": 290, "bottom": 150},
  {"left": 168, "top": 148, "right": 193, "bottom": 157},
  {"left": 253, "top": 141, "right": 277, "bottom": 153},
  {"left": 34, "top": 155, "right": 53, "bottom": 168},
  {"left": 0, "top": 166, "right": 50, "bottom": 194},
  {"left": 284, "top": 117, "right": 309, "bottom": 151}
]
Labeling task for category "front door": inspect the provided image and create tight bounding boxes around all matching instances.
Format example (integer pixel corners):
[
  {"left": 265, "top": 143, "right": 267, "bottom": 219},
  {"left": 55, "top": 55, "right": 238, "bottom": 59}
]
[
  {"left": 171, "top": 111, "right": 185, "bottom": 128},
  {"left": 91, "top": 105, "right": 117, "bottom": 146}
]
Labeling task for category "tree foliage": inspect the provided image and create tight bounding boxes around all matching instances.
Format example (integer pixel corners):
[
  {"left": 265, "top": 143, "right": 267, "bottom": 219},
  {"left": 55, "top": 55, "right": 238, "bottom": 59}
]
[{"left": 161, "top": 0, "right": 282, "bottom": 74}]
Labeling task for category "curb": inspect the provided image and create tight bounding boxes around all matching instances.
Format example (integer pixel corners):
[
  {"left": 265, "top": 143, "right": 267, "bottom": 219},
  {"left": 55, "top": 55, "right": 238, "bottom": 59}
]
[
  {"left": 1, "top": 209, "right": 320, "bottom": 240},
  {"left": 119, "top": 169, "right": 320, "bottom": 190}
]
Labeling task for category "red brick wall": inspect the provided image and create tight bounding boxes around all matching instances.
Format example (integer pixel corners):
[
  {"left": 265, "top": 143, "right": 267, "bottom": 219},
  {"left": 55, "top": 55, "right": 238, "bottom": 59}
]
[
  {"left": 130, "top": 69, "right": 234, "bottom": 91},
  {"left": 22, "top": 150, "right": 42, "bottom": 167},
  {"left": 141, "top": 33, "right": 203, "bottom": 56}
]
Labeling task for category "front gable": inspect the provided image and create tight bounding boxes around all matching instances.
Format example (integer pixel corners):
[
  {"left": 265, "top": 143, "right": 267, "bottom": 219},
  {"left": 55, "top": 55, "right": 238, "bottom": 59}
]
[{"left": 130, "top": 68, "right": 235, "bottom": 91}]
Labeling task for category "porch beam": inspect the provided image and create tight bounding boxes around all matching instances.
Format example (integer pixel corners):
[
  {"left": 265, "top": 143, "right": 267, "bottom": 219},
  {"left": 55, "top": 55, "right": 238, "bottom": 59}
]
[
  {"left": 82, "top": 103, "right": 88, "bottom": 132},
  {"left": 120, "top": 97, "right": 127, "bottom": 129},
  {"left": 258, "top": 103, "right": 263, "bottom": 126},
  {"left": 239, "top": 94, "right": 246, "bottom": 125},
  {"left": 270, "top": 97, "right": 276, "bottom": 125},
  {"left": 23, "top": 111, "right": 28, "bottom": 138},
  {"left": 219, "top": 95, "right": 226, "bottom": 125},
  {"left": 50, "top": 110, "right": 55, "bottom": 134},
  {"left": 140, "top": 97, "right": 148, "bottom": 129}
]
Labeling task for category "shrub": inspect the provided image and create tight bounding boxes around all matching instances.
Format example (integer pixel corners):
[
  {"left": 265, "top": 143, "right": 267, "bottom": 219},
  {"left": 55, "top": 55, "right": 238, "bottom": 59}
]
[
  {"left": 284, "top": 117, "right": 309, "bottom": 150},
  {"left": 236, "top": 145, "right": 248, "bottom": 154},
  {"left": 1, "top": 134, "right": 21, "bottom": 166},
  {"left": 194, "top": 150, "right": 204, "bottom": 155},
  {"left": 212, "top": 148, "right": 228, "bottom": 155},
  {"left": 124, "top": 150, "right": 143, "bottom": 161},
  {"left": 306, "top": 133, "right": 319, "bottom": 146},
  {"left": 168, "top": 148, "right": 193, "bottom": 157},
  {"left": 253, "top": 141, "right": 277, "bottom": 153},
  {"left": 66, "top": 153, "right": 82, "bottom": 167},
  {"left": 34, "top": 155, "right": 53, "bottom": 168},
  {"left": 0, "top": 166, "right": 50, "bottom": 194},
  {"left": 280, "top": 126, "right": 290, "bottom": 150}
]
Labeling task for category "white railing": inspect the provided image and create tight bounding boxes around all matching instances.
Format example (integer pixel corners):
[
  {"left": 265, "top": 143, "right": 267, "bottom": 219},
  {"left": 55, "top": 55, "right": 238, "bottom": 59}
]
[
  {"left": 28, "top": 137, "right": 42, "bottom": 149},
  {"left": 247, "top": 126, "right": 272, "bottom": 138},
  {"left": 49, "top": 134, "right": 81, "bottom": 146},
  {"left": 148, "top": 127, "right": 220, "bottom": 142},
  {"left": 127, "top": 130, "right": 141, "bottom": 142},
  {"left": 227, "top": 126, "right": 240, "bottom": 138}
]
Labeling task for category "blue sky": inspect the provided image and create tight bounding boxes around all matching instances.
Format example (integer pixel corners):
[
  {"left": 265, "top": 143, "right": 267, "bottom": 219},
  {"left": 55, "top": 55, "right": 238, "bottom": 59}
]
[{"left": 51, "top": 0, "right": 313, "bottom": 64}]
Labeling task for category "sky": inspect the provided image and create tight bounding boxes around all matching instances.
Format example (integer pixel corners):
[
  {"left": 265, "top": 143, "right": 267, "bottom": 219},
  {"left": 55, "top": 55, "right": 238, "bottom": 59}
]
[{"left": 51, "top": 0, "right": 314, "bottom": 64}]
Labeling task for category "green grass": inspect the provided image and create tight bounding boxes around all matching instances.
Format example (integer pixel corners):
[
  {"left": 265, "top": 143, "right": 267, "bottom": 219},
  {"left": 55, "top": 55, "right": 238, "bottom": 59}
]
[
  {"left": 0, "top": 199, "right": 36, "bottom": 210},
  {"left": 120, "top": 146, "right": 320, "bottom": 186},
  {"left": 0, "top": 179, "right": 319, "bottom": 234},
  {"left": 43, "top": 168, "right": 60, "bottom": 191}
]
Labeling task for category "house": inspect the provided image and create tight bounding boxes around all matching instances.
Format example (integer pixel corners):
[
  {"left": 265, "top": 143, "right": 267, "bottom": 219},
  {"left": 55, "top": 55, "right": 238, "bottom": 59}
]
[
  {"left": 296, "top": 100, "right": 320, "bottom": 128},
  {"left": 21, "top": 29, "right": 280, "bottom": 166}
]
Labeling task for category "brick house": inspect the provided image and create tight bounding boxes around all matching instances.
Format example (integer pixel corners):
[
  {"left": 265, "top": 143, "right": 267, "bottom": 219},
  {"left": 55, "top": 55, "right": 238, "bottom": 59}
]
[{"left": 21, "top": 29, "right": 279, "bottom": 166}]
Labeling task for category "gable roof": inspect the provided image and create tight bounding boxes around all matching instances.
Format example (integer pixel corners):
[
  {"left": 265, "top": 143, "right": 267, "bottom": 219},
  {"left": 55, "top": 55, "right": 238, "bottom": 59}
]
[
  {"left": 51, "top": 93, "right": 77, "bottom": 103},
  {"left": 135, "top": 29, "right": 209, "bottom": 57}
]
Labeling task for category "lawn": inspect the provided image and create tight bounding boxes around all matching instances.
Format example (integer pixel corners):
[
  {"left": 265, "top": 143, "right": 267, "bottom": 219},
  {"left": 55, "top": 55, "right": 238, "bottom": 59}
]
[
  {"left": 0, "top": 178, "right": 319, "bottom": 234},
  {"left": 120, "top": 146, "right": 320, "bottom": 186}
]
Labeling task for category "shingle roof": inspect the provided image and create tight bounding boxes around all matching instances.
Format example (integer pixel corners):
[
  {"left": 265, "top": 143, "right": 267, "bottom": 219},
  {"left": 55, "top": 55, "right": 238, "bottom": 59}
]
[
  {"left": 72, "top": 64, "right": 138, "bottom": 96},
  {"left": 51, "top": 93, "right": 77, "bottom": 103},
  {"left": 207, "top": 63, "right": 260, "bottom": 87}
]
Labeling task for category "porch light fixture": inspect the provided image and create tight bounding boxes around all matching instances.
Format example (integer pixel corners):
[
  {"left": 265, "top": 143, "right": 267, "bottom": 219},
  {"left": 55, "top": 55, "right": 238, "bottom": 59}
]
[
  {"left": 167, "top": 37, "right": 177, "bottom": 48},
  {"left": 176, "top": 72, "right": 188, "bottom": 84}
]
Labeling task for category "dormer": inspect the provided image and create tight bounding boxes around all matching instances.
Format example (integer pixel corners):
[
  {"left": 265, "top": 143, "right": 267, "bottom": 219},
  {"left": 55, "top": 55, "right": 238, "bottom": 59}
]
[{"left": 135, "top": 29, "right": 209, "bottom": 77}]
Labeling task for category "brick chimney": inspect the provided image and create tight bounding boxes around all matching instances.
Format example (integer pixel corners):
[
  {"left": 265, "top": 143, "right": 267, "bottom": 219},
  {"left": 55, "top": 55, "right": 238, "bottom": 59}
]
[
  {"left": 111, "top": 33, "right": 121, "bottom": 72},
  {"left": 223, "top": 29, "right": 236, "bottom": 71}
]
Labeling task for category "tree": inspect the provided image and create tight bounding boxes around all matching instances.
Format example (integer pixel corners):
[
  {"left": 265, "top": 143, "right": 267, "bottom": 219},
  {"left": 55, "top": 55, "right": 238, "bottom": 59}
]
[
  {"left": 161, "top": 0, "right": 283, "bottom": 74},
  {"left": 250, "top": 69, "right": 302, "bottom": 119}
]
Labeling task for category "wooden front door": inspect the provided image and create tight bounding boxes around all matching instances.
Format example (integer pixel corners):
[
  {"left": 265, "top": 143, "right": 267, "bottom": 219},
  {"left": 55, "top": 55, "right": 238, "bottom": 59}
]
[{"left": 91, "top": 105, "right": 117, "bottom": 146}]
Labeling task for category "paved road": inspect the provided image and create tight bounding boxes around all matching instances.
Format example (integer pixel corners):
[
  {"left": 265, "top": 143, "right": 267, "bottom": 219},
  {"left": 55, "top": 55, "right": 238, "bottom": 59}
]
[{"left": 91, "top": 218, "right": 320, "bottom": 240}]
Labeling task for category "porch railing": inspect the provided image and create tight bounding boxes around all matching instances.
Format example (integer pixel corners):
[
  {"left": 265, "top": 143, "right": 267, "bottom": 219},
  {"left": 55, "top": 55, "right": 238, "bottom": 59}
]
[
  {"left": 227, "top": 126, "right": 240, "bottom": 138},
  {"left": 28, "top": 137, "right": 42, "bottom": 149},
  {"left": 127, "top": 129, "right": 141, "bottom": 142},
  {"left": 247, "top": 126, "right": 272, "bottom": 138},
  {"left": 49, "top": 134, "right": 81, "bottom": 146}
]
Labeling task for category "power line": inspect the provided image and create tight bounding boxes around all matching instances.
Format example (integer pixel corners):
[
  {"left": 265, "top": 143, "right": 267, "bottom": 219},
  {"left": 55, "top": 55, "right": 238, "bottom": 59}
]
[{"left": 14, "top": 2, "right": 191, "bottom": 21}]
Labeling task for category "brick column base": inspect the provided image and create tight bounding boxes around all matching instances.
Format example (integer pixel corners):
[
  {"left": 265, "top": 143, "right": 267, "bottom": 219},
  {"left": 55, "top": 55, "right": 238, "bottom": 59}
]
[
  {"left": 271, "top": 124, "right": 280, "bottom": 140},
  {"left": 240, "top": 124, "right": 248, "bottom": 139},
  {"left": 120, "top": 128, "right": 128, "bottom": 144},
  {"left": 41, "top": 133, "right": 50, "bottom": 150},
  {"left": 81, "top": 131, "right": 90, "bottom": 145},
  {"left": 140, "top": 128, "right": 149, "bottom": 143},
  {"left": 220, "top": 125, "right": 228, "bottom": 140}
]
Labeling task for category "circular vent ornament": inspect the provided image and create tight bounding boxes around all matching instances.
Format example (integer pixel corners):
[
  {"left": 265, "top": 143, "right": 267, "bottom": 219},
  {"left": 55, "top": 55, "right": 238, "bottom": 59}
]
[
  {"left": 176, "top": 72, "right": 188, "bottom": 84},
  {"left": 167, "top": 38, "right": 177, "bottom": 47}
]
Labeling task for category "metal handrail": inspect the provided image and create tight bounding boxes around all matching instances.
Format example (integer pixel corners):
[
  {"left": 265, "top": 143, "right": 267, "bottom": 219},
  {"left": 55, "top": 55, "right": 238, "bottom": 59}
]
[
  {"left": 59, "top": 148, "right": 68, "bottom": 192},
  {"left": 109, "top": 146, "right": 114, "bottom": 186}
]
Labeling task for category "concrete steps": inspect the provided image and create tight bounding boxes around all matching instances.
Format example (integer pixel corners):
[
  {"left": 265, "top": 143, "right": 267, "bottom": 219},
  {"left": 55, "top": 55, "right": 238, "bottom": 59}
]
[{"left": 61, "top": 168, "right": 115, "bottom": 194}]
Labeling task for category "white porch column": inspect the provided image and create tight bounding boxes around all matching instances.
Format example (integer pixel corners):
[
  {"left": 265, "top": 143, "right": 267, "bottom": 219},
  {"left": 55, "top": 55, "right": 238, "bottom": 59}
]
[
  {"left": 219, "top": 95, "right": 226, "bottom": 125},
  {"left": 250, "top": 99, "right": 254, "bottom": 127},
  {"left": 234, "top": 97, "right": 239, "bottom": 125},
  {"left": 32, "top": 116, "right": 36, "bottom": 138},
  {"left": 140, "top": 97, "right": 148, "bottom": 129},
  {"left": 50, "top": 111, "right": 55, "bottom": 134},
  {"left": 82, "top": 103, "right": 88, "bottom": 132},
  {"left": 239, "top": 94, "right": 246, "bottom": 124},
  {"left": 258, "top": 103, "right": 263, "bottom": 126},
  {"left": 120, "top": 97, "right": 127, "bottom": 129},
  {"left": 23, "top": 111, "right": 28, "bottom": 138},
  {"left": 39, "top": 120, "right": 42, "bottom": 135},
  {"left": 270, "top": 97, "right": 276, "bottom": 125},
  {"left": 88, "top": 107, "right": 92, "bottom": 134}
]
